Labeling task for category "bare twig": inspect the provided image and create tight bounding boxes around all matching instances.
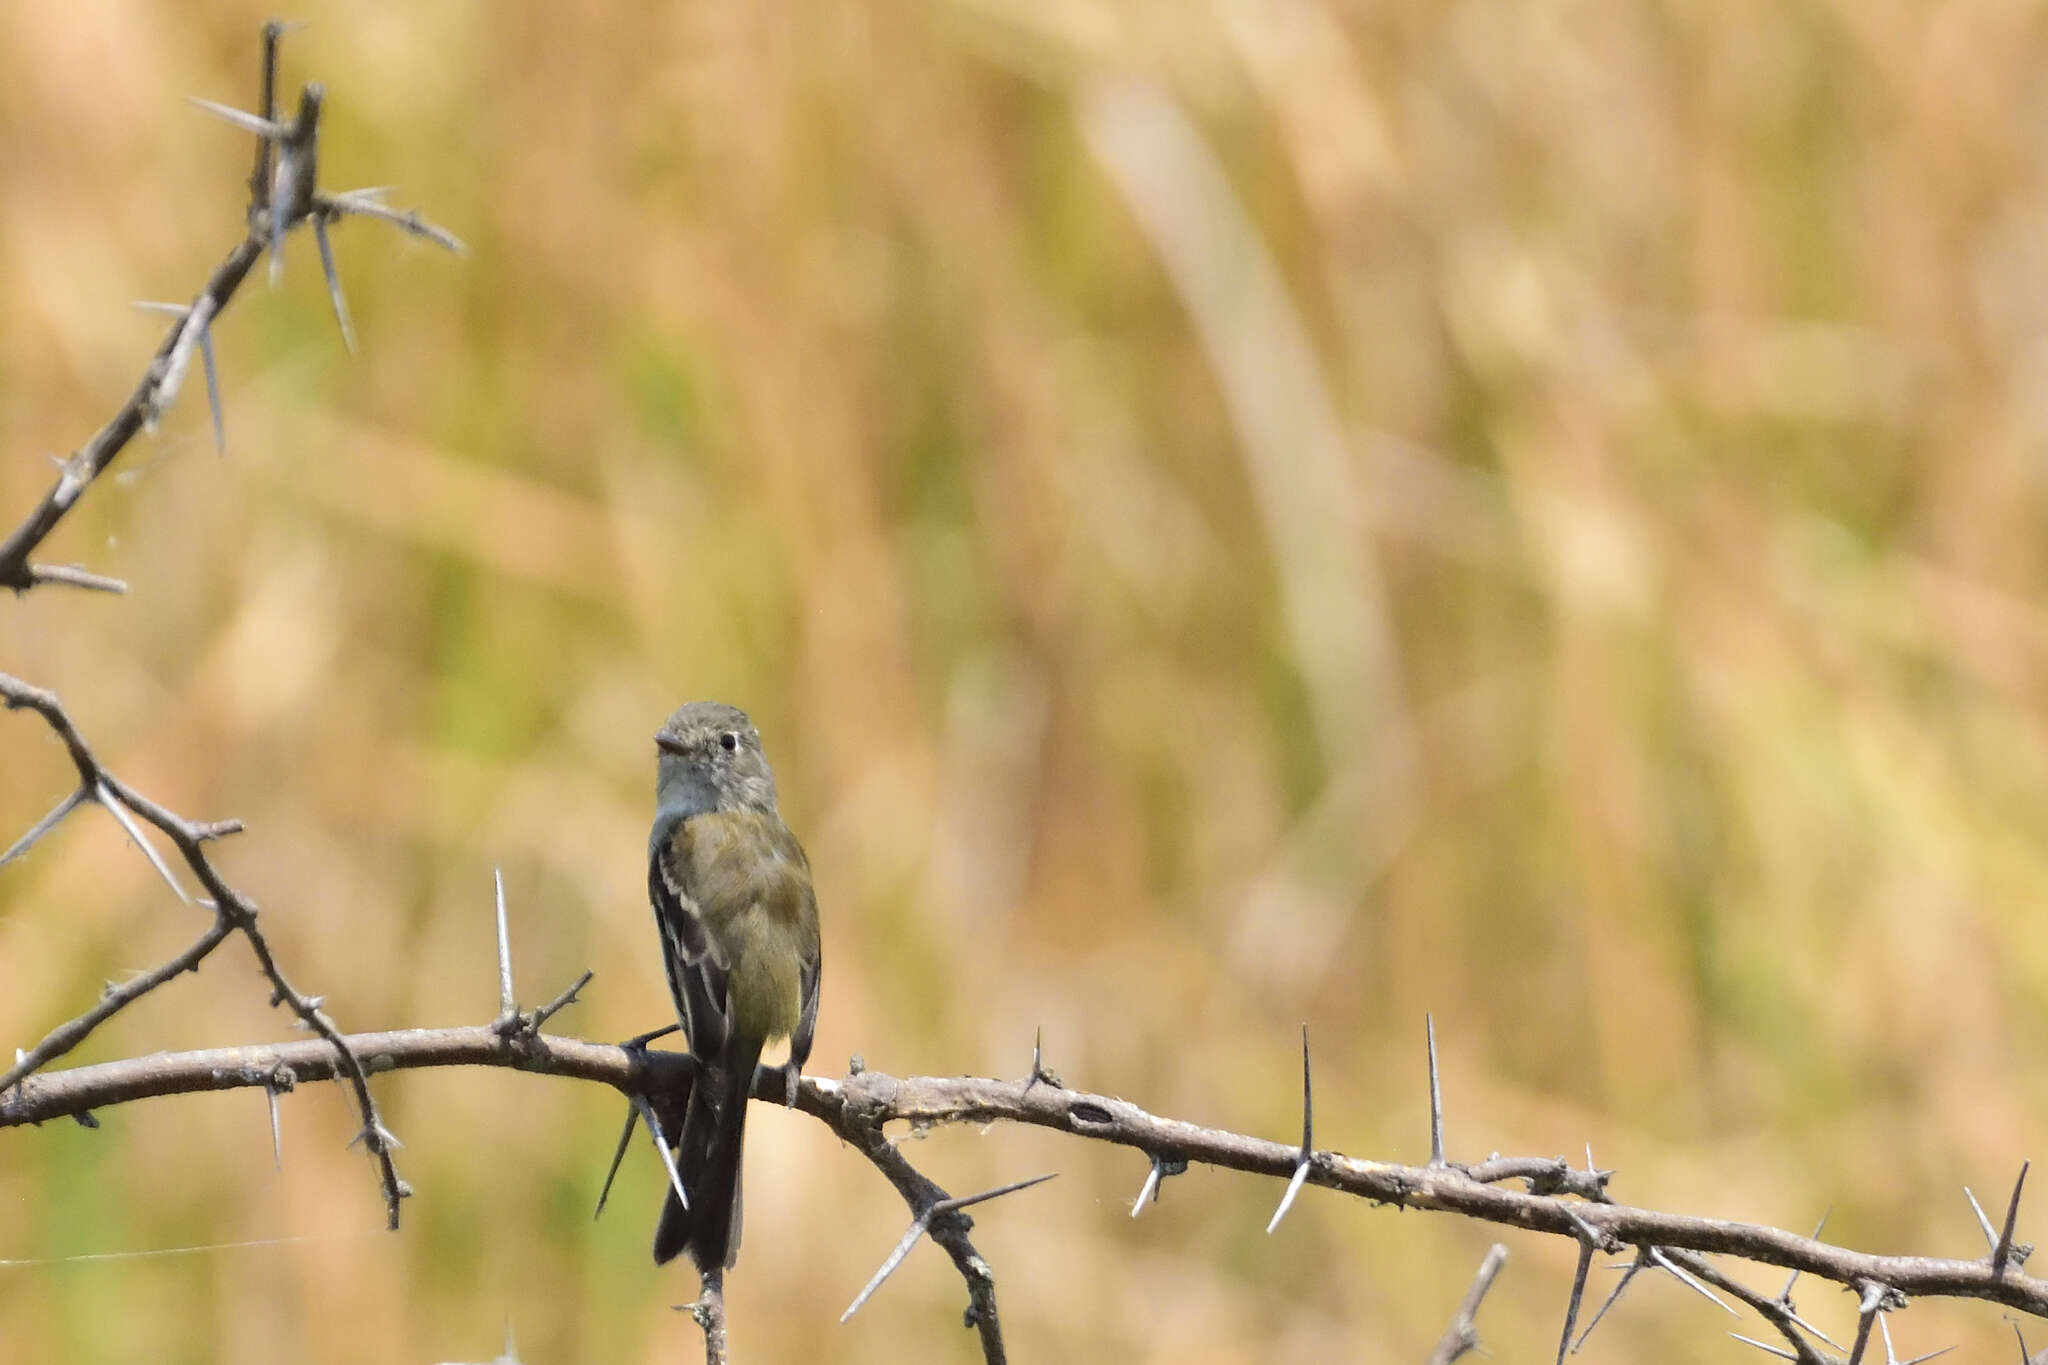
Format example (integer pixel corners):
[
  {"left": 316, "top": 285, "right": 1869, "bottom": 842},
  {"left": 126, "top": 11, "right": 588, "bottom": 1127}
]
[
  {"left": 1556, "top": 1238, "right": 1595, "bottom": 1365},
  {"left": 525, "top": 971, "right": 593, "bottom": 1033},
  {"left": 0, "top": 918, "right": 231, "bottom": 1094},
  {"left": 841, "top": 1173, "right": 1057, "bottom": 1324},
  {"left": 1426, "top": 1243, "right": 1508, "bottom": 1365},
  {"left": 246, "top": 20, "right": 300, "bottom": 218},
  {"left": 0, "top": 670, "right": 406, "bottom": 1223},
  {"left": 1849, "top": 1281, "right": 1891, "bottom": 1365},
  {"left": 691, "top": 1268, "right": 728, "bottom": 1365},
  {"left": 0, "top": 241, "right": 262, "bottom": 593},
  {"left": 0, "top": 1026, "right": 685, "bottom": 1125},
  {"left": 0, "top": 21, "right": 469, "bottom": 1235},
  {"left": 828, "top": 1060, "right": 1050, "bottom": 1365},
  {"left": 1663, "top": 1247, "right": 1838, "bottom": 1365},
  {"left": 0, "top": 25, "right": 456, "bottom": 595},
  {"left": 1576, "top": 1244, "right": 1654, "bottom": 1354}
]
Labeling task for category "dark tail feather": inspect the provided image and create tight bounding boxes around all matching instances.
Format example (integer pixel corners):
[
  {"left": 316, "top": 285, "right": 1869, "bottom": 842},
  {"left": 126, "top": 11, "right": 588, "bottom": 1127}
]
[{"left": 653, "top": 1034, "right": 763, "bottom": 1270}]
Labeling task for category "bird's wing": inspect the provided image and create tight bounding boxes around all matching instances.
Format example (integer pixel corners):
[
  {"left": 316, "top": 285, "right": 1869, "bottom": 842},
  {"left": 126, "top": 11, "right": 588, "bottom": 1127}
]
[
  {"left": 649, "top": 813, "right": 730, "bottom": 1061},
  {"left": 756, "top": 815, "right": 821, "bottom": 1069},
  {"left": 790, "top": 952, "right": 821, "bottom": 1072}
]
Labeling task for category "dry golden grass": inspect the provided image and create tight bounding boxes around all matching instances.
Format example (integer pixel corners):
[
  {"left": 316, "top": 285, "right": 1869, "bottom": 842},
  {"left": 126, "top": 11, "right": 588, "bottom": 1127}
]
[{"left": 7, "top": 2, "right": 2048, "bottom": 1360}]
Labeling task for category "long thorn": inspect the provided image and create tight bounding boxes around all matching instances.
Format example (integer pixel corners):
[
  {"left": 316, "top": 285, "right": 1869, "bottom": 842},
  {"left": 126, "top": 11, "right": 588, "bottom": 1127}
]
[
  {"left": 1780, "top": 1303, "right": 1842, "bottom": 1350},
  {"left": 493, "top": 869, "right": 515, "bottom": 1021},
  {"left": 1266, "top": 1024, "right": 1313, "bottom": 1234},
  {"left": 841, "top": 1173, "right": 1055, "bottom": 1323},
  {"left": 1266, "top": 1160, "right": 1311, "bottom": 1236},
  {"left": 1897, "top": 1348, "right": 1956, "bottom": 1365},
  {"left": 1556, "top": 1239, "right": 1593, "bottom": 1365},
  {"left": 1574, "top": 1248, "right": 1650, "bottom": 1353},
  {"left": 1131, "top": 1158, "right": 1162, "bottom": 1218},
  {"left": 1995, "top": 1161, "right": 2030, "bottom": 1275},
  {"left": 24, "top": 564, "right": 128, "bottom": 594},
  {"left": 842, "top": 1215, "right": 937, "bottom": 1322},
  {"left": 1651, "top": 1248, "right": 1737, "bottom": 1317},
  {"left": 96, "top": 783, "right": 189, "bottom": 903},
  {"left": 1969, "top": 1186, "right": 2001, "bottom": 1251},
  {"left": 1781, "top": 1208, "right": 1831, "bottom": 1301},
  {"left": 1427, "top": 1012, "right": 1445, "bottom": 1166},
  {"left": 266, "top": 1085, "right": 283, "bottom": 1170},
  {"left": 1024, "top": 1025, "right": 1045, "bottom": 1094},
  {"left": 593, "top": 1103, "right": 639, "bottom": 1220},
  {"left": 631, "top": 1093, "right": 688, "bottom": 1214},
  {"left": 1847, "top": 1283, "right": 1886, "bottom": 1365},
  {"left": 198, "top": 323, "right": 224, "bottom": 455},
  {"left": 1881, "top": 1316, "right": 1956, "bottom": 1365},
  {"left": 1297, "top": 1023, "right": 1313, "bottom": 1154},
  {"left": 314, "top": 189, "right": 465, "bottom": 253},
  {"left": 0, "top": 785, "right": 88, "bottom": 870},
  {"left": 189, "top": 96, "right": 287, "bottom": 141},
  {"left": 313, "top": 218, "right": 355, "bottom": 354}
]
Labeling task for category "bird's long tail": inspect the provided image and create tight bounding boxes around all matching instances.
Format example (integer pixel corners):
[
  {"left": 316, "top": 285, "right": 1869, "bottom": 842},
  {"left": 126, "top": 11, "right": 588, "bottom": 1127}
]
[{"left": 653, "top": 1032, "right": 764, "bottom": 1270}]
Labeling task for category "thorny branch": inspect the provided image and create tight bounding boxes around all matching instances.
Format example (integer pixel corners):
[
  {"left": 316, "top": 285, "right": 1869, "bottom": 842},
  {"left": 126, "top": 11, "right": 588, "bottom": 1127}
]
[
  {"left": 0, "top": 671, "right": 408, "bottom": 1225},
  {"left": 0, "top": 21, "right": 458, "bottom": 596},
  {"left": 4, "top": 1014, "right": 2044, "bottom": 1362},
  {"left": 0, "top": 25, "right": 458, "bottom": 1227}
]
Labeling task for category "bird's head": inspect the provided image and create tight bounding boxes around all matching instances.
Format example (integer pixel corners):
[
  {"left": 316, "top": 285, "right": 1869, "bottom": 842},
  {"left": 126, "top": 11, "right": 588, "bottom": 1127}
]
[{"left": 654, "top": 701, "right": 778, "bottom": 816}]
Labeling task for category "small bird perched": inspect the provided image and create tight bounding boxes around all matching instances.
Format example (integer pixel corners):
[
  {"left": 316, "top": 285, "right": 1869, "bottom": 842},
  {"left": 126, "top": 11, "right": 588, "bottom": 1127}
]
[{"left": 647, "top": 702, "right": 821, "bottom": 1270}]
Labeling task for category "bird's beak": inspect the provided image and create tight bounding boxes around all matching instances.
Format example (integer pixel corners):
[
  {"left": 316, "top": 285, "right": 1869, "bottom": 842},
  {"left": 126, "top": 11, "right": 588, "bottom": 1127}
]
[{"left": 655, "top": 732, "right": 689, "bottom": 757}]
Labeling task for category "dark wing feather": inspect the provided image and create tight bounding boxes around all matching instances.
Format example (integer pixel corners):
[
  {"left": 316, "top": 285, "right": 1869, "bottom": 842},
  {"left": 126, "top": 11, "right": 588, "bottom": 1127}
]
[
  {"left": 790, "top": 952, "right": 821, "bottom": 1072},
  {"left": 649, "top": 818, "right": 729, "bottom": 1061}
]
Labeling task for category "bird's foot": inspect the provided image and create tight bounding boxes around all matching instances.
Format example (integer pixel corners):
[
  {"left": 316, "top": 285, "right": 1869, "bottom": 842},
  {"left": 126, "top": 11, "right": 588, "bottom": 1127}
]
[{"left": 783, "top": 1057, "right": 804, "bottom": 1107}]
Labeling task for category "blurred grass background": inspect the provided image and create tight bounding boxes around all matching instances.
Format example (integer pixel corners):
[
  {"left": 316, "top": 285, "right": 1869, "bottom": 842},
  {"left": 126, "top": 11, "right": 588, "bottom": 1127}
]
[{"left": 5, "top": 2, "right": 2048, "bottom": 1360}]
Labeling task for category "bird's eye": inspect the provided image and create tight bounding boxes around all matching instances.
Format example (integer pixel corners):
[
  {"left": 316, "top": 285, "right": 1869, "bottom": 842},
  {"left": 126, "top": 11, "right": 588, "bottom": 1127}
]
[{"left": 720, "top": 731, "right": 739, "bottom": 753}]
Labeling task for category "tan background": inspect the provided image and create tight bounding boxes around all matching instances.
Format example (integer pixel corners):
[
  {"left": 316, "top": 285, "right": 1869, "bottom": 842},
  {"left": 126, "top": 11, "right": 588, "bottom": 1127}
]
[{"left": 6, "top": 2, "right": 2048, "bottom": 1361}]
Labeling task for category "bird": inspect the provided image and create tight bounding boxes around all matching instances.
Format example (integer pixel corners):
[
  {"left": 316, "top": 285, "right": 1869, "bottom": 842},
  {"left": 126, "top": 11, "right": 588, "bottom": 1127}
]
[{"left": 647, "top": 701, "right": 821, "bottom": 1270}]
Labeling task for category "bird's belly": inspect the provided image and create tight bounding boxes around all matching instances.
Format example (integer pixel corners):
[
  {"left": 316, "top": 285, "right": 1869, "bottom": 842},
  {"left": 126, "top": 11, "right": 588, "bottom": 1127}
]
[{"left": 724, "top": 920, "right": 804, "bottom": 1042}]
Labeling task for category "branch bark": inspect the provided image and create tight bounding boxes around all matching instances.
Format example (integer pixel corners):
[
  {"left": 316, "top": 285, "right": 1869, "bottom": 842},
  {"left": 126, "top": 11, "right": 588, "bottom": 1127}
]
[
  {"left": 0, "top": 23, "right": 462, "bottom": 1231},
  {"left": 7, "top": 1025, "right": 2046, "bottom": 1338}
]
